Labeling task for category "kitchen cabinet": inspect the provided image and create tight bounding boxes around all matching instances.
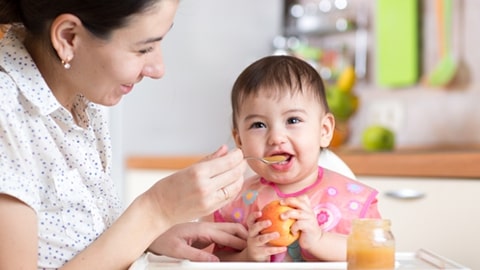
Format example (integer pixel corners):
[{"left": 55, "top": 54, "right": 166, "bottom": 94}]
[{"left": 359, "top": 176, "right": 479, "bottom": 270}]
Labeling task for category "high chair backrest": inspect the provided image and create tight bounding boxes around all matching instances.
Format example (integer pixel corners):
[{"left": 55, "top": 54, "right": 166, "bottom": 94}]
[{"left": 318, "top": 149, "right": 356, "bottom": 179}]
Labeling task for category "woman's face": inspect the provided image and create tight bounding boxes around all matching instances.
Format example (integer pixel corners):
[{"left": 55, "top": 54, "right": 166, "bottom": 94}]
[{"left": 71, "top": 0, "right": 179, "bottom": 106}]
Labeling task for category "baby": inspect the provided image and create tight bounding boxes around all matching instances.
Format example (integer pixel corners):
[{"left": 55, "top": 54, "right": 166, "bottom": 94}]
[{"left": 209, "top": 55, "right": 382, "bottom": 262}]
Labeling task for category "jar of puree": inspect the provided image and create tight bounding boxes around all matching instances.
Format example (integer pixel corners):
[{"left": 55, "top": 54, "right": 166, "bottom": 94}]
[{"left": 347, "top": 219, "right": 395, "bottom": 270}]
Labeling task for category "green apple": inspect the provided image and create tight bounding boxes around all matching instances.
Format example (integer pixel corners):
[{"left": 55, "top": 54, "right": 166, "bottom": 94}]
[
  {"left": 361, "top": 125, "right": 395, "bottom": 151},
  {"left": 326, "top": 86, "right": 356, "bottom": 121}
]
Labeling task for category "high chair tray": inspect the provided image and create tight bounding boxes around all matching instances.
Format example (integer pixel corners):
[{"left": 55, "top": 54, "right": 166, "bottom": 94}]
[{"left": 130, "top": 249, "right": 470, "bottom": 270}]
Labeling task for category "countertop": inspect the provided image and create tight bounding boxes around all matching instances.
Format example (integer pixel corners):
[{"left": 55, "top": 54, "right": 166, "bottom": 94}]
[
  {"left": 125, "top": 146, "right": 480, "bottom": 179},
  {"left": 334, "top": 145, "right": 480, "bottom": 179}
]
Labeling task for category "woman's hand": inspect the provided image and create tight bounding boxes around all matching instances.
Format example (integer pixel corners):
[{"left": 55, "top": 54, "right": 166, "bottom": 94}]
[
  {"left": 144, "top": 145, "right": 247, "bottom": 227},
  {"left": 149, "top": 221, "right": 248, "bottom": 262}
]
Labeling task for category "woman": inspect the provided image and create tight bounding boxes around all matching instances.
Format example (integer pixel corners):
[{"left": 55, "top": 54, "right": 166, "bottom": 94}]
[{"left": 0, "top": 0, "right": 247, "bottom": 269}]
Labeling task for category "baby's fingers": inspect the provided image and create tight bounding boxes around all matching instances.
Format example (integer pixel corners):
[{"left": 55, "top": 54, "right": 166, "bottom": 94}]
[
  {"left": 247, "top": 212, "right": 272, "bottom": 233},
  {"left": 246, "top": 212, "right": 284, "bottom": 246},
  {"left": 255, "top": 231, "right": 282, "bottom": 246},
  {"left": 246, "top": 211, "right": 262, "bottom": 229}
]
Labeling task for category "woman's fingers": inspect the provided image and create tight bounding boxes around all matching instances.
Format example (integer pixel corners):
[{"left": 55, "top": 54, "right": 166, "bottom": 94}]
[
  {"left": 177, "top": 246, "right": 220, "bottom": 262},
  {"left": 213, "top": 168, "right": 245, "bottom": 205},
  {"left": 146, "top": 147, "right": 246, "bottom": 224},
  {"left": 198, "top": 148, "right": 245, "bottom": 206},
  {"left": 199, "top": 147, "right": 245, "bottom": 180},
  {"left": 205, "top": 222, "right": 248, "bottom": 251},
  {"left": 200, "top": 145, "right": 229, "bottom": 162}
]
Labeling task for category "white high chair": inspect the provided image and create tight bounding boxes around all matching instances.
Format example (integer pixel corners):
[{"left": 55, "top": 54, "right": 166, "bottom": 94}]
[{"left": 318, "top": 149, "right": 356, "bottom": 179}]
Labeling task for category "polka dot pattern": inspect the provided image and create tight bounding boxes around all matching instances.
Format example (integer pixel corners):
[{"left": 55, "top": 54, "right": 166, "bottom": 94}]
[{"left": 0, "top": 27, "right": 122, "bottom": 268}]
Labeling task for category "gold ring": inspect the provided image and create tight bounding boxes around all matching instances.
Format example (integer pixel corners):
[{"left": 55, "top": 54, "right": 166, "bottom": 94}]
[{"left": 221, "top": 187, "right": 229, "bottom": 200}]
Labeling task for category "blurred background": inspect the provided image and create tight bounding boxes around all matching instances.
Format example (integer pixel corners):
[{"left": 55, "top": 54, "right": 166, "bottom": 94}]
[
  {"left": 2, "top": 0, "right": 478, "bottom": 268},
  {"left": 116, "top": 0, "right": 480, "bottom": 159},
  {"left": 109, "top": 1, "right": 480, "bottom": 268}
]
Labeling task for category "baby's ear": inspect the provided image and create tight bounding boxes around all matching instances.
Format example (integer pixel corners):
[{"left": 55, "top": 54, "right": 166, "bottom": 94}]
[
  {"left": 320, "top": 113, "right": 335, "bottom": 147},
  {"left": 232, "top": 129, "right": 243, "bottom": 148}
]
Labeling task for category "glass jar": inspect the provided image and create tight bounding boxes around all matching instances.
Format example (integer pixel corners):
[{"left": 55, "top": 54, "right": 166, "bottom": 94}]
[{"left": 347, "top": 219, "right": 395, "bottom": 270}]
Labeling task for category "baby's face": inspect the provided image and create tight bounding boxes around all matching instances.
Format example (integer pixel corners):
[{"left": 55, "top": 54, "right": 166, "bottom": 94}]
[{"left": 233, "top": 90, "right": 333, "bottom": 189}]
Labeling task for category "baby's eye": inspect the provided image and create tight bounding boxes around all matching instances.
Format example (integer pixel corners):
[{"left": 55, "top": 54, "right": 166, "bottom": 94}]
[
  {"left": 287, "top": 117, "right": 301, "bottom": 124},
  {"left": 250, "top": 122, "right": 266, "bottom": 129},
  {"left": 139, "top": 47, "right": 154, "bottom": 54}
]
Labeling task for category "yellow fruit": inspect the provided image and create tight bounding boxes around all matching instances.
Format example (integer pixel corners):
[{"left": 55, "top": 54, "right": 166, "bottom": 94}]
[{"left": 337, "top": 65, "right": 356, "bottom": 92}]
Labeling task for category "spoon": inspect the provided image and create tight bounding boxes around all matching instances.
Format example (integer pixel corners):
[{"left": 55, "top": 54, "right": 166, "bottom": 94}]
[{"left": 245, "top": 155, "right": 287, "bottom": 165}]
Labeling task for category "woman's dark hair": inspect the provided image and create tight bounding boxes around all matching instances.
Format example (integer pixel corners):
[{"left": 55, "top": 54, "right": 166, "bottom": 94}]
[
  {"left": 231, "top": 55, "right": 330, "bottom": 129},
  {"left": 0, "top": 0, "right": 160, "bottom": 39}
]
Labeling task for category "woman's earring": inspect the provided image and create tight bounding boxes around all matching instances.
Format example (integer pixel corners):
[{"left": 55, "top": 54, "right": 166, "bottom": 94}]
[{"left": 62, "top": 58, "right": 71, "bottom": 69}]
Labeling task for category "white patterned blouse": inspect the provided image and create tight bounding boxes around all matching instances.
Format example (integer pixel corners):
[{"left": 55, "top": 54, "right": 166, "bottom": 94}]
[{"left": 0, "top": 27, "right": 122, "bottom": 269}]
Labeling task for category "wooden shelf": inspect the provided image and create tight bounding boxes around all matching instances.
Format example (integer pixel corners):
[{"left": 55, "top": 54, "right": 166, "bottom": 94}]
[
  {"left": 335, "top": 146, "right": 480, "bottom": 179},
  {"left": 126, "top": 155, "right": 203, "bottom": 170},
  {"left": 126, "top": 146, "right": 480, "bottom": 179}
]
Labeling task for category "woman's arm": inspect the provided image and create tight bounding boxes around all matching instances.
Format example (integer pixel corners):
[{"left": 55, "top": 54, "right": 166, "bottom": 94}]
[
  {"left": 0, "top": 194, "right": 38, "bottom": 269},
  {"left": 0, "top": 146, "right": 246, "bottom": 269},
  {"left": 62, "top": 146, "right": 247, "bottom": 269},
  {"left": 62, "top": 193, "right": 166, "bottom": 269}
]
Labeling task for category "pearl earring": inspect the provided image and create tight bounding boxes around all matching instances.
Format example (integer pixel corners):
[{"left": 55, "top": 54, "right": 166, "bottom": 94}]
[{"left": 62, "top": 58, "right": 71, "bottom": 69}]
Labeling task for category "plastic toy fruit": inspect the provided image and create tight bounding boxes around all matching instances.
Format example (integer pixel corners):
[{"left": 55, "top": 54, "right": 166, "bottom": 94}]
[
  {"left": 361, "top": 125, "right": 395, "bottom": 151},
  {"left": 257, "top": 200, "right": 299, "bottom": 247}
]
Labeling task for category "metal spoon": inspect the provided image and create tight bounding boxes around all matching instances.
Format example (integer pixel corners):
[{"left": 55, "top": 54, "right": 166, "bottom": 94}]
[{"left": 245, "top": 155, "right": 287, "bottom": 165}]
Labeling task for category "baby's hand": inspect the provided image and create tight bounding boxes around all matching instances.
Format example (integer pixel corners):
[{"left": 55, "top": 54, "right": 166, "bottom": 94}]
[
  {"left": 281, "top": 196, "right": 323, "bottom": 251},
  {"left": 244, "top": 211, "right": 287, "bottom": 261}
]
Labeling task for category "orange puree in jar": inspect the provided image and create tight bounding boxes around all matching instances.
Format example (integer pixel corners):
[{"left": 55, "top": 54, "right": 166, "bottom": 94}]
[
  {"left": 347, "top": 246, "right": 395, "bottom": 270},
  {"left": 347, "top": 219, "right": 395, "bottom": 270}
]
